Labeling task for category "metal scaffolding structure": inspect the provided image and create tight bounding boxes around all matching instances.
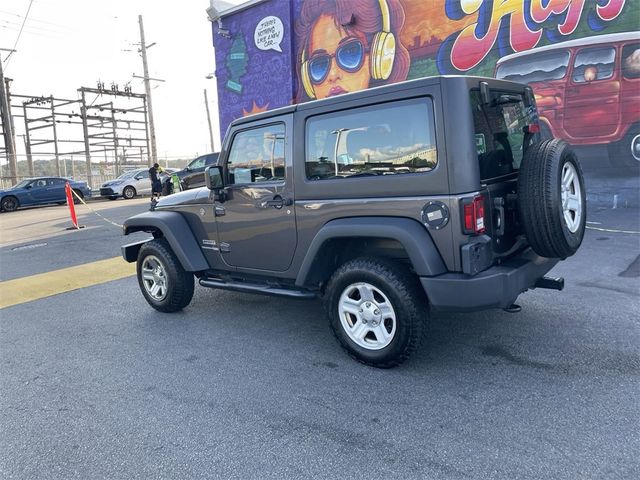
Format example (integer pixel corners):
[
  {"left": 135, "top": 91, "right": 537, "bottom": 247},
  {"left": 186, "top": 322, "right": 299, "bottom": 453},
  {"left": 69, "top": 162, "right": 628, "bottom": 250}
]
[{"left": 2, "top": 83, "right": 152, "bottom": 188}]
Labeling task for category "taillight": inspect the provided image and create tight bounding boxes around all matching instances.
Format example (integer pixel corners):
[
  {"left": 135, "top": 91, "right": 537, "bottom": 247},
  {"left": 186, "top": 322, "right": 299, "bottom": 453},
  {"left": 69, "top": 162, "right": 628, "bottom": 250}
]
[
  {"left": 462, "top": 195, "right": 486, "bottom": 235},
  {"left": 525, "top": 123, "right": 540, "bottom": 134}
]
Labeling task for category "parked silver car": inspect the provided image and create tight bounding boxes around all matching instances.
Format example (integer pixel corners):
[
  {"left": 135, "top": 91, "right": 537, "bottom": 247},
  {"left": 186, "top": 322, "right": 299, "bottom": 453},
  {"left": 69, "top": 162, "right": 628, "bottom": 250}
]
[{"left": 100, "top": 168, "right": 175, "bottom": 200}]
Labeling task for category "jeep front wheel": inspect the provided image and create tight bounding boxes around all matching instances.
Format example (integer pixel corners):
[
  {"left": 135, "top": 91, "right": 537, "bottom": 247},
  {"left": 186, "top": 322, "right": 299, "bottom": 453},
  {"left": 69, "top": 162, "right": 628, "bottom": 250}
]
[
  {"left": 137, "top": 238, "right": 194, "bottom": 312},
  {"left": 324, "top": 258, "right": 428, "bottom": 368}
]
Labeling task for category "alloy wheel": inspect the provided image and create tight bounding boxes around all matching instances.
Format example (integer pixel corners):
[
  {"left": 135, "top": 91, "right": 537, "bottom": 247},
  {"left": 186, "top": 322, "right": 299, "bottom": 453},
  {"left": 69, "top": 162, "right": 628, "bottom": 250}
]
[
  {"left": 338, "top": 282, "right": 397, "bottom": 350},
  {"left": 141, "top": 255, "right": 168, "bottom": 301},
  {"left": 561, "top": 161, "right": 583, "bottom": 234}
]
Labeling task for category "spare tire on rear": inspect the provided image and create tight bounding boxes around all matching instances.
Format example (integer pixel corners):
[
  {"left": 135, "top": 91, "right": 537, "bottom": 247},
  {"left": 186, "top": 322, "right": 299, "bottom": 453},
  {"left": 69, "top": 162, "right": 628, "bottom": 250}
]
[{"left": 517, "top": 139, "right": 586, "bottom": 259}]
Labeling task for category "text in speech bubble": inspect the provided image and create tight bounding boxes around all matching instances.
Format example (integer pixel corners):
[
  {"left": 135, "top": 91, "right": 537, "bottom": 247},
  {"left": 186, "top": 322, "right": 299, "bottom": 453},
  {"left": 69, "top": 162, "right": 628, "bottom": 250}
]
[{"left": 254, "top": 16, "right": 284, "bottom": 53}]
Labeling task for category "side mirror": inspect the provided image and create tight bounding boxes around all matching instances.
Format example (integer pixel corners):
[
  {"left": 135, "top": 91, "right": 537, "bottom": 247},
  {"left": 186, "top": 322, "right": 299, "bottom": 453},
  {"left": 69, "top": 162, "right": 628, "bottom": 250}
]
[
  {"left": 25, "top": 184, "right": 32, "bottom": 189},
  {"left": 205, "top": 165, "right": 225, "bottom": 191},
  {"left": 206, "top": 166, "right": 226, "bottom": 202}
]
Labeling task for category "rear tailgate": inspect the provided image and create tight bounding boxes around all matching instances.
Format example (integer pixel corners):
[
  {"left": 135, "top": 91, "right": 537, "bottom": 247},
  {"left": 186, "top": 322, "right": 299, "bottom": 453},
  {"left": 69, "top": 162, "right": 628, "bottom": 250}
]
[{"left": 469, "top": 85, "right": 541, "bottom": 261}]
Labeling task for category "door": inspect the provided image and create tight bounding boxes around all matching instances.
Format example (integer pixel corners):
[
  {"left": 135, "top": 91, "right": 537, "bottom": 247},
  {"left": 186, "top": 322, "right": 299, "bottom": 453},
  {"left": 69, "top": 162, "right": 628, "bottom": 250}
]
[
  {"left": 47, "top": 178, "right": 67, "bottom": 202},
  {"left": 564, "top": 45, "right": 620, "bottom": 139},
  {"left": 133, "top": 170, "right": 151, "bottom": 195},
  {"left": 215, "top": 120, "right": 296, "bottom": 272},
  {"left": 183, "top": 154, "right": 216, "bottom": 190},
  {"left": 28, "top": 179, "right": 51, "bottom": 203}
]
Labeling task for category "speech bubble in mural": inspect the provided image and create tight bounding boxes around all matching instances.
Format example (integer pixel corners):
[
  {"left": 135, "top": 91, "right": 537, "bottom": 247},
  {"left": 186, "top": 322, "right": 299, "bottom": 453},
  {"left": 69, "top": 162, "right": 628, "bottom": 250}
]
[{"left": 254, "top": 16, "right": 284, "bottom": 53}]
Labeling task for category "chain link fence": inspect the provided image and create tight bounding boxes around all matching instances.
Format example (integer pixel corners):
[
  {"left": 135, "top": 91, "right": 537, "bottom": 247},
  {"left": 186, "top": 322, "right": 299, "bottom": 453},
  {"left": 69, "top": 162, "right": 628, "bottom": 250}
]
[{"left": 0, "top": 154, "right": 192, "bottom": 191}]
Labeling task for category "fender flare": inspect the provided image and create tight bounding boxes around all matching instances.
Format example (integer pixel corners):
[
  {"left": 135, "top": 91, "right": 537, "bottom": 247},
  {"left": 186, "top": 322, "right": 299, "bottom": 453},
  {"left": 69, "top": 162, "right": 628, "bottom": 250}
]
[
  {"left": 295, "top": 217, "right": 447, "bottom": 286},
  {"left": 123, "top": 211, "right": 209, "bottom": 272}
]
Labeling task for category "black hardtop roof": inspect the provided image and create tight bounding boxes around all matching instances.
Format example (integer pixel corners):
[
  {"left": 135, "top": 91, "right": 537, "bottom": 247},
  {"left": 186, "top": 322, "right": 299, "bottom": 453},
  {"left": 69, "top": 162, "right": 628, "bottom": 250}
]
[{"left": 229, "top": 75, "right": 529, "bottom": 128}]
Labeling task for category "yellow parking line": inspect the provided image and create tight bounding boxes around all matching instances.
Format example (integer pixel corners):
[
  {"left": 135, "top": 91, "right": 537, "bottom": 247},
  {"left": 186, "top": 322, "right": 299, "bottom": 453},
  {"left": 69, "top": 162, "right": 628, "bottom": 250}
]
[{"left": 0, "top": 257, "right": 136, "bottom": 309}]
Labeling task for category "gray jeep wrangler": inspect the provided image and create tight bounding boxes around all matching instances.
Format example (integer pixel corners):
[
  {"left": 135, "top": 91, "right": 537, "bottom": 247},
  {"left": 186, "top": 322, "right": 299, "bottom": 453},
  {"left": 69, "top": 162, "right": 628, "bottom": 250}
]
[{"left": 122, "top": 76, "right": 586, "bottom": 368}]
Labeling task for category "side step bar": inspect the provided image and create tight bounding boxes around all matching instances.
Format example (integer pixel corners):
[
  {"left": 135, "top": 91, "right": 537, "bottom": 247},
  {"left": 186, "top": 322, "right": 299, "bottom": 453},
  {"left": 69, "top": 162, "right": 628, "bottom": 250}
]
[
  {"left": 534, "top": 276, "right": 564, "bottom": 291},
  {"left": 199, "top": 278, "right": 317, "bottom": 299}
]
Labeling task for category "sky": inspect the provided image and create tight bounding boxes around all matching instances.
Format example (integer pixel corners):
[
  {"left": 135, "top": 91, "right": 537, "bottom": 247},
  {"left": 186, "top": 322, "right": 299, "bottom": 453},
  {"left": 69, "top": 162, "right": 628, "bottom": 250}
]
[{"left": 0, "top": 0, "right": 247, "bottom": 164}]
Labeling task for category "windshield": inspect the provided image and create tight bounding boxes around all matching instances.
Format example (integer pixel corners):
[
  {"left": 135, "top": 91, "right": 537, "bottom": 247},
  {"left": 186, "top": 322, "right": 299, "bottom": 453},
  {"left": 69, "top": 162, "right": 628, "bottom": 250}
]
[
  {"left": 13, "top": 180, "right": 32, "bottom": 189},
  {"left": 496, "top": 50, "right": 570, "bottom": 83},
  {"left": 117, "top": 170, "right": 139, "bottom": 179}
]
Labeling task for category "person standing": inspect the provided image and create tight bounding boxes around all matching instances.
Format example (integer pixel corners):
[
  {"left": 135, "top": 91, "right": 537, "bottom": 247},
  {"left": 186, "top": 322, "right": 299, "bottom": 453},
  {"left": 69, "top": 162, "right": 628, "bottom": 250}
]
[{"left": 148, "top": 162, "right": 164, "bottom": 203}]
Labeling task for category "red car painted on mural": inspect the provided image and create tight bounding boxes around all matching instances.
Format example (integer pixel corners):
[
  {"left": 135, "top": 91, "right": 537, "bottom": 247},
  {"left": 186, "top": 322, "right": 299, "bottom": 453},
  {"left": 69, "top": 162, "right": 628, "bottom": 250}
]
[{"left": 496, "top": 32, "right": 640, "bottom": 167}]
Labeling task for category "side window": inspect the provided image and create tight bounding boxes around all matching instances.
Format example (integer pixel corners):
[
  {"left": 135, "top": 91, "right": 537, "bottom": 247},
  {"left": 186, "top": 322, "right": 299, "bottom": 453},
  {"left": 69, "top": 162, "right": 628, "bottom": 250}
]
[
  {"left": 572, "top": 47, "right": 615, "bottom": 83},
  {"left": 226, "top": 124, "right": 286, "bottom": 185},
  {"left": 622, "top": 44, "right": 640, "bottom": 80},
  {"left": 50, "top": 178, "right": 65, "bottom": 186},
  {"left": 35, "top": 179, "right": 47, "bottom": 187},
  {"left": 189, "top": 156, "right": 207, "bottom": 169},
  {"left": 496, "top": 50, "right": 570, "bottom": 83},
  {"left": 305, "top": 98, "right": 437, "bottom": 180}
]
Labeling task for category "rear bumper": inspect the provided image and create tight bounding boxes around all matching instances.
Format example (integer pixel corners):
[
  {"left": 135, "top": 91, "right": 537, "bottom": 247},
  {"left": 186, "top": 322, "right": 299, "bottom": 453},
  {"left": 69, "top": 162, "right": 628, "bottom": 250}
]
[{"left": 420, "top": 249, "right": 559, "bottom": 312}]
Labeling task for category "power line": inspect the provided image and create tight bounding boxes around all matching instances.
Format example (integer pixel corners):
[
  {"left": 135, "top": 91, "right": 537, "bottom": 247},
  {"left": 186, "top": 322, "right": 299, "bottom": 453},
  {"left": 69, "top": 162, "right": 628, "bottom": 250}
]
[
  {"left": 0, "top": 9, "right": 73, "bottom": 30},
  {"left": 3, "top": 0, "right": 34, "bottom": 69},
  {"left": 0, "top": 17, "right": 66, "bottom": 34}
]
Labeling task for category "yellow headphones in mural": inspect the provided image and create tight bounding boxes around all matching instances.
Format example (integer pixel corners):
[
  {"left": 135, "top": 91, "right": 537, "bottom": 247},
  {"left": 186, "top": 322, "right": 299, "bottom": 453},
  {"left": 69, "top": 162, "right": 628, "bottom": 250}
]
[{"left": 300, "top": 0, "right": 396, "bottom": 99}]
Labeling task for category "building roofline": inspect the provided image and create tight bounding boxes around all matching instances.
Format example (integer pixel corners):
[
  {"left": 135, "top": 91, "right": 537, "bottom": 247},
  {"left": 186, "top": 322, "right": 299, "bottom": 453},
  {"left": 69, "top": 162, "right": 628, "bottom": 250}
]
[{"left": 206, "top": 0, "right": 270, "bottom": 21}]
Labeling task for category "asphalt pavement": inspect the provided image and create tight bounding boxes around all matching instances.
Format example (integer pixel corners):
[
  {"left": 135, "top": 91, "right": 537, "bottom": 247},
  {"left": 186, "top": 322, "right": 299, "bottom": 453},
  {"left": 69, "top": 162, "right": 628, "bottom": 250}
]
[{"left": 0, "top": 181, "right": 638, "bottom": 479}]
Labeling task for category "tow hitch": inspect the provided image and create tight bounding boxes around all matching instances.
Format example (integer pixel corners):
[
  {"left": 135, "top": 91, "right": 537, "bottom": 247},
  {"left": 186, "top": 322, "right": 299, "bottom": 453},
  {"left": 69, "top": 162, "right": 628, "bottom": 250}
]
[{"left": 535, "top": 276, "right": 565, "bottom": 291}]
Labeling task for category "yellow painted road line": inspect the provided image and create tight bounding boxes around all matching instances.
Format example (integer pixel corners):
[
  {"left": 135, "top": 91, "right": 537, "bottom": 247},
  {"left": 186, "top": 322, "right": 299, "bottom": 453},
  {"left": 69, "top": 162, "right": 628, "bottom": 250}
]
[{"left": 0, "top": 257, "right": 136, "bottom": 309}]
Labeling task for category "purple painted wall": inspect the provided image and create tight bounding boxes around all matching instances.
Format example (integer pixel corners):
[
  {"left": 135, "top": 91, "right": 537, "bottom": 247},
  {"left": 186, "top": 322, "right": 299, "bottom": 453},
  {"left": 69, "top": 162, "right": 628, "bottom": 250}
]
[{"left": 213, "top": 0, "right": 294, "bottom": 138}]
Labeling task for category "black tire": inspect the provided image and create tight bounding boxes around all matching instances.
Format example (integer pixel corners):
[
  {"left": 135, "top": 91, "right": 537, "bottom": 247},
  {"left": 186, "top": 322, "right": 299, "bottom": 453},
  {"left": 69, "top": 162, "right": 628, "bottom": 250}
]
[
  {"left": 72, "top": 190, "right": 83, "bottom": 204},
  {"left": 518, "top": 139, "right": 586, "bottom": 259},
  {"left": 123, "top": 186, "right": 136, "bottom": 199},
  {"left": 608, "top": 125, "right": 640, "bottom": 170},
  {"left": 1, "top": 196, "right": 19, "bottom": 212},
  {"left": 324, "top": 257, "right": 428, "bottom": 368},
  {"left": 136, "top": 238, "right": 194, "bottom": 312}
]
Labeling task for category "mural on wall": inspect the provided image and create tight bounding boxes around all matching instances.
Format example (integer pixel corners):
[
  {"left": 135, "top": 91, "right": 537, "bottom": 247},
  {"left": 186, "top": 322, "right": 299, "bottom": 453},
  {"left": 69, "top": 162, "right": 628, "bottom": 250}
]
[
  {"left": 213, "top": 0, "right": 295, "bottom": 139},
  {"left": 294, "top": 0, "right": 411, "bottom": 101},
  {"left": 214, "top": 0, "right": 639, "bottom": 166}
]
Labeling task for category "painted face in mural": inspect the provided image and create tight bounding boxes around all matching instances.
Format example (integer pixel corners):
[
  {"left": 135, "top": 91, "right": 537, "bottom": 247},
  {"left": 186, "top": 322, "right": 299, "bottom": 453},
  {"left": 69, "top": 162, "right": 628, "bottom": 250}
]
[{"left": 307, "top": 14, "right": 371, "bottom": 98}]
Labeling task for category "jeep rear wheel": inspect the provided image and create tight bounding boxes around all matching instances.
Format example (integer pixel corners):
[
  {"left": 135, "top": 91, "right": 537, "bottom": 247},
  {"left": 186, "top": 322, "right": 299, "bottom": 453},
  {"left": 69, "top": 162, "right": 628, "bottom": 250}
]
[
  {"left": 518, "top": 139, "right": 586, "bottom": 259},
  {"left": 137, "top": 238, "right": 194, "bottom": 312},
  {"left": 324, "top": 258, "right": 428, "bottom": 368}
]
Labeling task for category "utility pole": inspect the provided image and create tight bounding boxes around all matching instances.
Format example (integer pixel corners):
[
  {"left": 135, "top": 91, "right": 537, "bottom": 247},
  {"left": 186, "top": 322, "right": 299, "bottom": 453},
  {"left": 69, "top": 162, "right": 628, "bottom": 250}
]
[
  {"left": 138, "top": 15, "right": 157, "bottom": 165},
  {"left": 0, "top": 49, "right": 17, "bottom": 185},
  {"left": 204, "top": 89, "right": 215, "bottom": 152}
]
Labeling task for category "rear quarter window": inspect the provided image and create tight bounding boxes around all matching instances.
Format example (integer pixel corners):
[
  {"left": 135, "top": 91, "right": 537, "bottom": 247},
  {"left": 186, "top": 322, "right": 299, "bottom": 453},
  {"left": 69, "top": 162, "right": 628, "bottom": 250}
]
[{"left": 305, "top": 98, "right": 437, "bottom": 181}]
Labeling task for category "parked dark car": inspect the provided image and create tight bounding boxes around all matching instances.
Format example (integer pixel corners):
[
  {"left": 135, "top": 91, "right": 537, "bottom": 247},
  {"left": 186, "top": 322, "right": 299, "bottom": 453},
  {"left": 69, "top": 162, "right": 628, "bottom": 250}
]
[
  {"left": 163, "top": 153, "right": 219, "bottom": 194},
  {"left": 0, "top": 177, "right": 92, "bottom": 212}
]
